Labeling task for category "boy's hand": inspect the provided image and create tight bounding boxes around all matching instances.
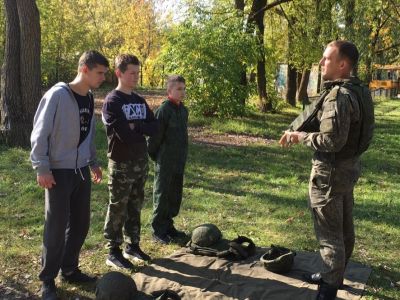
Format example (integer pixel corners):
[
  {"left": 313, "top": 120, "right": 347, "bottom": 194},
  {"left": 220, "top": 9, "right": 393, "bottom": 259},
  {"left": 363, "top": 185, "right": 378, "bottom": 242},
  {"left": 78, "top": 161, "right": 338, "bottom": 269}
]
[
  {"left": 37, "top": 173, "right": 56, "bottom": 189},
  {"left": 91, "top": 166, "right": 102, "bottom": 184}
]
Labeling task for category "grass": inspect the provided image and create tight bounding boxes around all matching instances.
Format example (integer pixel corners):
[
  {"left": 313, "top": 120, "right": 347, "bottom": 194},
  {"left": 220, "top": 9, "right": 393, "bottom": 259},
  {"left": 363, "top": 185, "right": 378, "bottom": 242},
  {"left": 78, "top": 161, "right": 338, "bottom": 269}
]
[{"left": 0, "top": 98, "right": 399, "bottom": 299}]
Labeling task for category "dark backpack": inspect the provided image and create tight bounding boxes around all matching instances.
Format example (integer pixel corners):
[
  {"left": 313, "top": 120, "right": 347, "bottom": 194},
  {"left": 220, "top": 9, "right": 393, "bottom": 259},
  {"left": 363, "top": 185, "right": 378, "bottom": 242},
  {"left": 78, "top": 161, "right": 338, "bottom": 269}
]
[
  {"left": 341, "top": 81, "right": 375, "bottom": 156},
  {"left": 289, "top": 78, "right": 375, "bottom": 157}
]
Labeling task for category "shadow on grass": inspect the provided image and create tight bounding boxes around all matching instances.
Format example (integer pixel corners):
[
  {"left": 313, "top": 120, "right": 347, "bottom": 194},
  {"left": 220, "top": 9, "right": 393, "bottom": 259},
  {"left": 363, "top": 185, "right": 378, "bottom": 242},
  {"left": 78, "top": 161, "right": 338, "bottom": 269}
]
[{"left": 186, "top": 140, "right": 400, "bottom": 228}]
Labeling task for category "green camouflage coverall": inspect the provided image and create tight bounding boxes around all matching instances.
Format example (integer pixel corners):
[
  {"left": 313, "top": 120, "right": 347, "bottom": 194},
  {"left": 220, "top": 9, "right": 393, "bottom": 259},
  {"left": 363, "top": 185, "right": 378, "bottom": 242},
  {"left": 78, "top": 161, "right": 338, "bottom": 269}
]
[
  {"left": 302, "top": 79, "right": 365, "bottom": 288},
  {"left": 148, "top": 100, "right": 188, "bottom": 236}
]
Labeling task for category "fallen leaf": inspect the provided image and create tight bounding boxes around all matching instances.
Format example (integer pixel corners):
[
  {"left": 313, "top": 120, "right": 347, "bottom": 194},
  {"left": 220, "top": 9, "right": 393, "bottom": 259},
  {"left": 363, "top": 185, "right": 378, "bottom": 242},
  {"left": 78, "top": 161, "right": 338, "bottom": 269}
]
[{"left": 285, "top": 217, "right": 295, "bottom": 224}]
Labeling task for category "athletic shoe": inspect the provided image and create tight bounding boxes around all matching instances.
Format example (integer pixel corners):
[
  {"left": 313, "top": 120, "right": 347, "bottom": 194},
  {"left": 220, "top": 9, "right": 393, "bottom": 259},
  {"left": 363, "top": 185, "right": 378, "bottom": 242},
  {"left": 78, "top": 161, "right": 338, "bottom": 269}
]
[
  {"left": 61, "top": 268, "right": 97, "bottom": 284},
  {"left": 152, "top": 233, "right": 171, "bottom": 245},
  {"left": 123, "top": 244, "right": 151, "bottom": 262},
  {"left": 106, "top": 248, "right": 134, "bottom": 270},
  {"left": 41, "top": 279, "right": 57, "bottom": 300}
]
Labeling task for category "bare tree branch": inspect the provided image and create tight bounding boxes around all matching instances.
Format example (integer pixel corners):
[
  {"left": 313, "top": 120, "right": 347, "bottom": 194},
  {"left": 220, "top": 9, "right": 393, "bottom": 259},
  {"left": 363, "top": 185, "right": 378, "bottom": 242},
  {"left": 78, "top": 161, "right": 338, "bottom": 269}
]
[
  {"left": 375, "top": 42, "right": 400, "bottom": 54},
  {"left": 250, "top": 0, "right": 294, "bottom": 19}
]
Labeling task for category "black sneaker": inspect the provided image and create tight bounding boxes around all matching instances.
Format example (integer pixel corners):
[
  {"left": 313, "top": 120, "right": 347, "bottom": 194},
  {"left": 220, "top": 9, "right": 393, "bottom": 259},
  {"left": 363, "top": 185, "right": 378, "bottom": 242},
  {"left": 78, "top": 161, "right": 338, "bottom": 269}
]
[
  {"left": 303, "top": 272, "right": 345, "bottom": 289},
  {"left": 303, "top": 272, "right": 323, "bottom": 285},
  {"left": 124, "top": 244, "right": 151, "bottom": 262},
  {"left": 106, "top": 248, "right": 134, "bottom": 270},
  {"left": 152, "top": 233, "right": 171, "bottom": 245},
  {"left": 167, "top": 227, "right": 187, "bottom": 239},
  {"left": 42, "top": 279, "right": 57, "bottom": 300},
  {"left": 316, "top": 283, "right": 338, "bottom": 300},
  {"left": 61, "top": 268, "right": 97, "bottom": 284}
]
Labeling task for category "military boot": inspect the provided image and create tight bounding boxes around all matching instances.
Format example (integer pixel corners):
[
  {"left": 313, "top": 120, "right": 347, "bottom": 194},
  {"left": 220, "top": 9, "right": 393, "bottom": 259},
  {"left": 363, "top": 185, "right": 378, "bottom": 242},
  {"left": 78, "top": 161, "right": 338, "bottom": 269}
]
[{"left": 316, "top": 283, "right": 338, "bottom": 300}]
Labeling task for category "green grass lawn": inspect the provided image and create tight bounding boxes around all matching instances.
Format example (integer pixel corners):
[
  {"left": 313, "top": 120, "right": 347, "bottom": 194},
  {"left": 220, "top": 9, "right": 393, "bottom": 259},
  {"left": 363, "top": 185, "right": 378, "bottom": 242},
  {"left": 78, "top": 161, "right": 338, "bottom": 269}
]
[{"left": 0, "top": 99, "right": 399, "bottom": 299}]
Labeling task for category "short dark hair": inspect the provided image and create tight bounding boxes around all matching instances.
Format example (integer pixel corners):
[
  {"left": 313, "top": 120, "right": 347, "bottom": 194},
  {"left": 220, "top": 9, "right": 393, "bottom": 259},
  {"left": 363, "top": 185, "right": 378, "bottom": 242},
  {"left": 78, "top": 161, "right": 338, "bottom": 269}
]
[
  {"left": 78, "top": 50, "right": 109, "bottom": 70},
  {"left": 115, "top": 54, "right": 140, "bottom": 73},
  {"left": 328, "top": 40, "right": 359, "bottom": 69},
  {"left": 167, "top": 75, "right": 186, "bottom": 90}
]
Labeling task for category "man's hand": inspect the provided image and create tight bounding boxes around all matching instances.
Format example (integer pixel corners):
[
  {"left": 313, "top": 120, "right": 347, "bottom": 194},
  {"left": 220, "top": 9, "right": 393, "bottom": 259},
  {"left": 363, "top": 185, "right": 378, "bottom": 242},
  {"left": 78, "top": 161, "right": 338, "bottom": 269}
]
[
  {"left": 37, "top": 173, "right": 56, "bottom": 189},
  {"left": 91, "top": 166, "right": 102, "bottom": 184},
  {"left": 279, "top": 131, "right": 305, "bottom": 147}
]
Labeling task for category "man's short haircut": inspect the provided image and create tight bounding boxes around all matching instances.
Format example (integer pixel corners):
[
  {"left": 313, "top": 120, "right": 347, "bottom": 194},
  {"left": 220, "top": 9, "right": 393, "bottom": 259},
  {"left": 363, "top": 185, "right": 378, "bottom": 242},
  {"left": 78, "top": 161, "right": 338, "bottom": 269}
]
[
  {"left": 167, "top": 75, "right": 186, "bottom": 90},
  {"left": 328, "top": 40, "right": 359, "bottom": 69},
  {"left": 115, "top": 54, "right": 140, "bottom": 73},
  {"left": 78, "top": 50, "right": 109, "bottom": 70}
]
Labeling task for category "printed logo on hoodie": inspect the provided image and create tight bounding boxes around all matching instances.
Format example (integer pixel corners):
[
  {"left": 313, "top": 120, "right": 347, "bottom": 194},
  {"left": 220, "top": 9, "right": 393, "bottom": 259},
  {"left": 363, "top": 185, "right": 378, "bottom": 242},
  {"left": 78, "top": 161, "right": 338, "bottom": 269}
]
[{"left": 122, "top": 103, "right": 147, "bottom": 120}]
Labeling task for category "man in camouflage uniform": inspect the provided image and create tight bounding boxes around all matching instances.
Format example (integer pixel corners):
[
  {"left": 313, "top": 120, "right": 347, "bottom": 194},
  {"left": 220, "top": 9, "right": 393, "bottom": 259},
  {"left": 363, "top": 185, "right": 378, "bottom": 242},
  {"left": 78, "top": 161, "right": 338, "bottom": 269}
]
[
  {"left": 279, "top": 41, "right": 374, "bottom": 300},
  {"left": 148, "top": 75, "right": 189, "bottom": 244},
  {"left": 102, "top": 54, "right": 158, "bottom": 269}
]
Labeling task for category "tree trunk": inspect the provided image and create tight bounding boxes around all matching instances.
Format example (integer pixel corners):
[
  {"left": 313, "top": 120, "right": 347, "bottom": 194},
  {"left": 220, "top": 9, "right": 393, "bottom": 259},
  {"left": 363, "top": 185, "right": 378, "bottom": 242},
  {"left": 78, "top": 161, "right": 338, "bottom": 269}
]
[
  {"left": 235, "top": 0, "right": 247, "bottom": 108},
  {"left": 365, "top": 55, "right": 373, "bottom": 83},
  {"left": 1, "top": 0, "right": 22, "bottom": 144},
  {"left": 0, "top": 0, "right": 41, "bottom": 147},
  {"left": 248, "top": 0, "right": 271, "bottom": 112},
  {"left": 235, "top": 0, "right": 245, "bottom": 11},
  {"left": 296, "top": 69, "right": 311, "bottom": 108},
  {"left": 286, "top": 64, "right": 297, "bottom": 106},
  {"left": 17, "top": 0, "right": 41, "bottom": 131},
  {"left": 344, "top": 0, "right": 355, "bottom": 40}
]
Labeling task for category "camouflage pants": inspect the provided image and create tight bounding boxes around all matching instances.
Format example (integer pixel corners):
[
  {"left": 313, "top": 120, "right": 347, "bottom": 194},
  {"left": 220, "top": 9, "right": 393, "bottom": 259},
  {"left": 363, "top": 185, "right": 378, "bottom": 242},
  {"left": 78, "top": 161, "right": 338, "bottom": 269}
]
[
  {"left": 151, "top": 166, "right": 184, "bottom": 236},
  {"left": 309, "top": 158, "right": 361, "bottom": 287},
  {"left": 104, "top": 158, "right": 148, "bottom": 249}
]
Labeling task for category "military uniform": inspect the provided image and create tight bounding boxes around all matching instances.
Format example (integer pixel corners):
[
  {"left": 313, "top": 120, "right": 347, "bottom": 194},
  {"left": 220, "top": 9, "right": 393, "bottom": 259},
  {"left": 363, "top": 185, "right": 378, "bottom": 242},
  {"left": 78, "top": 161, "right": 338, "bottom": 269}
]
[
  {"left": 300, "top": 78, "right": 373, "bottom": 288},
  {"left": 148, "top": 99, "right": 188, "bottom": 237}
]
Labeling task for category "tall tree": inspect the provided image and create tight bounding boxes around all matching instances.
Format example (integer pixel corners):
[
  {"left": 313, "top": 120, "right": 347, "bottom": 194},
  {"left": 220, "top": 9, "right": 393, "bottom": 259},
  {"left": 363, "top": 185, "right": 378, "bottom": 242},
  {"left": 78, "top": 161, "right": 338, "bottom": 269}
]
[
  {"left": 0, "top": 0, "right": 41, "bottom": 147},
  {"left": 248, "top": 0, "right": 294, "bottom": 111},
  {"left": 234, "top": 0, "right": 247, "bottom": 107},
  {"left": 248, "top": 0, "right": 270, "bottom": 112}
]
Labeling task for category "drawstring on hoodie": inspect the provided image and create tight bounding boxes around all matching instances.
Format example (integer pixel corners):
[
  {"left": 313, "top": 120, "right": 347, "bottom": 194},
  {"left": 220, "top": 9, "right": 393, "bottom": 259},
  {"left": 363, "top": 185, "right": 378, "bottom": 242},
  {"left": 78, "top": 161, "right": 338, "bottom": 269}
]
[{"left": 75, "top": 168, "right": 85, "bottom": 181}]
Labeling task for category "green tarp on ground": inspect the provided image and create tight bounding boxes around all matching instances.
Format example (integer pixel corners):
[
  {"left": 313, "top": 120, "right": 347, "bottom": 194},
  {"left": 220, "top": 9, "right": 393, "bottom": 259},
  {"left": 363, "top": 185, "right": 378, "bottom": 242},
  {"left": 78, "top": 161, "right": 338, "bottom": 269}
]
[{"left": 133, "top": 247, "right": 371, "bottom": 300}]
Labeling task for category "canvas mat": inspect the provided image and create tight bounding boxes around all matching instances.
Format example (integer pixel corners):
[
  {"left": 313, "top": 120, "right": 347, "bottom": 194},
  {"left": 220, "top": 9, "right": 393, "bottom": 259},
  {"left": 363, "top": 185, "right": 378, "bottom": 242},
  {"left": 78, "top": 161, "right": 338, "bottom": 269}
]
[{"left": 133, "top": 247, "right": 371, "bottom": 300}]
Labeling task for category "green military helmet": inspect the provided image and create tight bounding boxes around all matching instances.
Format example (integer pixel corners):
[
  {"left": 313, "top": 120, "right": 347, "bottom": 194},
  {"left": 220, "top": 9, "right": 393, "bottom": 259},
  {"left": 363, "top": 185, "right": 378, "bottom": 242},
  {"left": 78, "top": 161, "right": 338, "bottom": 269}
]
[
  {"left": 191, "top": 223, "right": 222, "bottom": 247},
  {"left": 96, "top": 271, "right": 137, "bottom": 300},
  {"left": 260, "top": 245, "right": 296, "bottom": 274}
]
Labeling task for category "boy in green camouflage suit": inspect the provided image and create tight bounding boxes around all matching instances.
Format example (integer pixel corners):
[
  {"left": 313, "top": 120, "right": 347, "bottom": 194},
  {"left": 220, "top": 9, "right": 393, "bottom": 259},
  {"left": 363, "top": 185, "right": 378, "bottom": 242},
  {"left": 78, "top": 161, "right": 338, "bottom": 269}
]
[{"left": 148, "top": 75, "right": 188, "bottom": 244}]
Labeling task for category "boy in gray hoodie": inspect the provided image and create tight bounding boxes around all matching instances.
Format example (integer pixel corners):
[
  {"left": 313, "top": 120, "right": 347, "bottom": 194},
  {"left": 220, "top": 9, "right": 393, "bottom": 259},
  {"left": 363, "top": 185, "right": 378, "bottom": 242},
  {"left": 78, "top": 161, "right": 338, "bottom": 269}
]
[{"left": 30, "top": 50, "right": 109, "bottom": 300}]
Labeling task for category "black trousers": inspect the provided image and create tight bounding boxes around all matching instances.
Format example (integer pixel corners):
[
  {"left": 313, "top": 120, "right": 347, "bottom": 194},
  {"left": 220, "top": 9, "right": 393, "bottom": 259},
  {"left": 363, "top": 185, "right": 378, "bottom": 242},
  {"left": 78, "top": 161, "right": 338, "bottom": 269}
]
[{"left": 39, "top": 167, "right": 91, "bottom": 282}]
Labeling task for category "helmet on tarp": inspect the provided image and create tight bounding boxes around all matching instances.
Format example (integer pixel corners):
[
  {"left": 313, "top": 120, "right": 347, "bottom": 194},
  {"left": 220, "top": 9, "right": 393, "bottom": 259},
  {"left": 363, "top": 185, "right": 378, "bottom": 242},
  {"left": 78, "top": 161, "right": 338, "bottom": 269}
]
[
  {"left": 96, "top": 271, "right": 137, "bottom": 300},
  {"left": 260, "top": 245, "right": 296, "bottom": 274}
]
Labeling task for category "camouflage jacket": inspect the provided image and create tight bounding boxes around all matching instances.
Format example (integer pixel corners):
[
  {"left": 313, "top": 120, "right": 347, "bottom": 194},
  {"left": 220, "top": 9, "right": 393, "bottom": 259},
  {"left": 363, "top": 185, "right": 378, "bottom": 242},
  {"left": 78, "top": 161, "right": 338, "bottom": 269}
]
[
  {"left": 147, "top": 99, "right": 188, "bottom": 173},
  {"left": 302, "top": 78, "right": 361, "bottom": 162}
]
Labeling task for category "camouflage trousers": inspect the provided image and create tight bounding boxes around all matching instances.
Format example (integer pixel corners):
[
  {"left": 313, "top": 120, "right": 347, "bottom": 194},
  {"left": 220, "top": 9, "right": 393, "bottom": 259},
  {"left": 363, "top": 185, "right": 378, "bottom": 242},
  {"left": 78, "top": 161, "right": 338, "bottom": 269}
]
[
  {"left": 151, "top": 166, "right": 184, "bottom": 236},
  {"left": 104, "top": 158, "right": 148, "bottom": 249},
  {"left": 309, "top": 158, "right": 361, "bottom": 287}
]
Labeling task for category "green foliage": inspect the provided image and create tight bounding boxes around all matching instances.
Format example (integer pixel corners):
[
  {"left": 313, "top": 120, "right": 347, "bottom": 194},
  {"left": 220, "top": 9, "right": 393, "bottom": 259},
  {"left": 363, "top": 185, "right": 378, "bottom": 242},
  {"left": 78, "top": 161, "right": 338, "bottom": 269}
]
[
  {"left": 36, "top": 0, "right": 162, "bottom": 87},
  {"left": 348, "top": 0, "right": 400, "bottom": 80},
  {"left": 159, "top": 2, "right": 259, "bottom": 117}
]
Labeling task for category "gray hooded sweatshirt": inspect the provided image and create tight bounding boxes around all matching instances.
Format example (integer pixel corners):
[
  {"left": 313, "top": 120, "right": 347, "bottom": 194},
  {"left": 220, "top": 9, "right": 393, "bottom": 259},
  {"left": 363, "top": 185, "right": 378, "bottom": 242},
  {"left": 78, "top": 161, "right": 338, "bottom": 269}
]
[{"left": 30, "top": 82, "right": 98, "bottom": 175}]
